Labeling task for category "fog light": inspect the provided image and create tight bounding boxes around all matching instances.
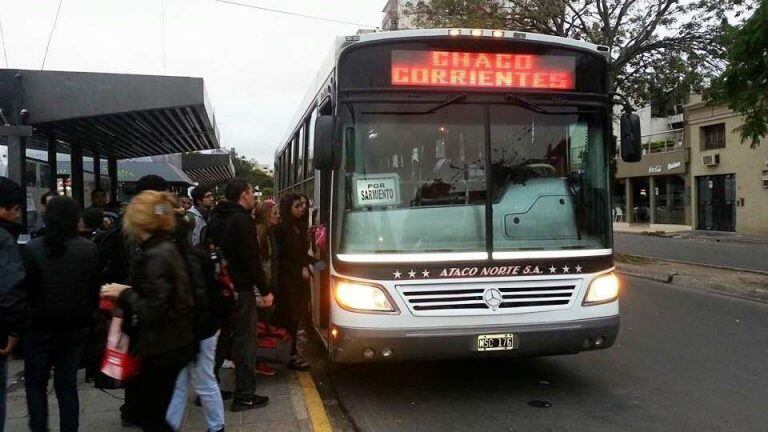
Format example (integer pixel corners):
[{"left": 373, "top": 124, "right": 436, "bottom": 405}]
[
  {"left": 330, "top": 327, "right": 339, "bottom": 339},
  {"left": 448, "top": 29, "right": 461, "bottom": 36},
  {"left": 595, "top": 337, "right": 605, "bottom": 347},
  {"left": 582, "top": 337, "right": 593, "bottom": 349},
  {"left": 363, "top": 348, "right": 375, "bottom": 359},
  {"left": 382, "top": 347, "right": 393, "bottom": 358},
  {"left": 470, "top": 29, "right": 483, "bottom": 37}
]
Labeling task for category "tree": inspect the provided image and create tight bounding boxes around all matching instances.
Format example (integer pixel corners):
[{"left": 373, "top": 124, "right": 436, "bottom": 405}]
[
  {"left": 409, "top": 0, "right": 754, "bottom": 105},
  {"left": 708, "top": 1, "right": 768, "bottom": 147},
  {"left": 211, "top": 151, "right": 274, "bottom": 196}
]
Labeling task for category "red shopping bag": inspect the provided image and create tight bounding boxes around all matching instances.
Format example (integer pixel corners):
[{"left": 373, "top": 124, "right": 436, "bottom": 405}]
[
  {"left": 314, "top": 224, "right": 328, "bottom": 256},
  {"left": 100, "top": 313, "right": 139, "bottom": 381}
]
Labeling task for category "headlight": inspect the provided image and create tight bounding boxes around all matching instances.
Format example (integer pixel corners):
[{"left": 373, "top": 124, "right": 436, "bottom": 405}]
[
  {"left": 334, "top": 280, "right": 396, "bottom": 313},
  {"left": 583, "top": 272, "right": 619, "bottom": 305}
]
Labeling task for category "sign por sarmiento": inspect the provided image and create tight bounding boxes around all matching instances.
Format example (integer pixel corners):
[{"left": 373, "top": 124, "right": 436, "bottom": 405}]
[{"left": 353, "top": 173, "right": 400, "bottom": 207}]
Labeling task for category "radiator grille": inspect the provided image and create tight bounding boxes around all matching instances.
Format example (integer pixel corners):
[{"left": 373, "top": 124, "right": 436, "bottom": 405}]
[{"left": 398, "top": 281, "right": 579, "bottom": 316}]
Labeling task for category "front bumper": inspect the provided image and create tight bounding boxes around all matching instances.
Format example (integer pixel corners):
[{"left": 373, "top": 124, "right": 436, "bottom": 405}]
[{"left": 330, "top": 315, "right": 619, "bottom": 363}]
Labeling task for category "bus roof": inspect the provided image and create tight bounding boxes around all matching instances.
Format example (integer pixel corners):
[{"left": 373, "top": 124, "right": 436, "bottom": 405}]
[{"left": 275, "top": 28, "right": 606, "bottom": 158}]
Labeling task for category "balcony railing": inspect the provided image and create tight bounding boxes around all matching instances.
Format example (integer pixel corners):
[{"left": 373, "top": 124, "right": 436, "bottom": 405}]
[{"left": 641, "top": 129, "right": 684, "bottom": 155}]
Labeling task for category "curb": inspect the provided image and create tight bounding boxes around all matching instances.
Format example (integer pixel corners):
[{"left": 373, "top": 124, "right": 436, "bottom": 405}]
[
  {"left": 616, "top": 268, "right": 674, "bottom": 284},
  {"left": 297, "top": 371, "right": 332, "bottom": 432},
  {"left": 619, "top": 270, "right": 768, "bottom": 305},
  {"left": 620, "top": 253, "right": 768, "bottom": 276},
  {"left": 615, "top": 230, "right": 768, "bottom": 246}
]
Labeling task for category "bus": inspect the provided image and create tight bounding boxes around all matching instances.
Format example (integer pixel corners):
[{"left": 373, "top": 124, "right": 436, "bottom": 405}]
[{"left": 275, "top": 28, "right": 641, "bottom": 363}]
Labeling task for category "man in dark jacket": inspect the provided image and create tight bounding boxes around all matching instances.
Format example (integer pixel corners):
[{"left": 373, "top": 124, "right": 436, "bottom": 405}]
[
  {"left": 0, "top": 177, "right": 26, "bottom": 432},
  {"left": 206, "top": 178, "right": 272, "bottom": 412}
]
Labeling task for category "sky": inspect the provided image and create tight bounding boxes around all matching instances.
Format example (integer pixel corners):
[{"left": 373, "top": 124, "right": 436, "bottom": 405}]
[{"left": 0, "top": 0, "right": 385, "bottom": 165}]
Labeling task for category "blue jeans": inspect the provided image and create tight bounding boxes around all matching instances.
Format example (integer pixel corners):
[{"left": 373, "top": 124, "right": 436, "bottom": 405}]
[
  {"left": 24, "top": 329, "right": 89, "bottom": 432},
  {"left": 166, "top": 334, "right": 224, "bottom": 431},
  {"left": 0, "top": 354, "right": 7, "bottom": 432}
]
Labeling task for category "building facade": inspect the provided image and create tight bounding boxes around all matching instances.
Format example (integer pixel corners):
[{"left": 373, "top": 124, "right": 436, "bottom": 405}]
[
  {"left": 613, "top": 104, "right": 692, "bottom": 230},
  {"left": 685, "top": 96, "right": 768, "bottom": 235},
  {"left": 382, "top": 0, "right": 420, "bottom": 30}
]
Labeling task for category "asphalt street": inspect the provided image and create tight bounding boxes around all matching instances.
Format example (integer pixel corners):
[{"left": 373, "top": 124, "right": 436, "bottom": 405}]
[
  {"left": 318, "top": 276, "right": 768, "bottom": 432},
  {"left": 613, "top": 233, "right": 768, "bottom": 272}
]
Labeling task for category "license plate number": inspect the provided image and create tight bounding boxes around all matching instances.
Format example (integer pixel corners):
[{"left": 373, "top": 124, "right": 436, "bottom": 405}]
[{"left": 477, "top": 333, "right": 516, "bottom": 351}]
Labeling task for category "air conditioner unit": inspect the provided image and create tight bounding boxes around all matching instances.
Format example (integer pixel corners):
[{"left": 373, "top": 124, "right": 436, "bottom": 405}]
[{"left": 702, "top": 154, "right": 720, "bottom": 166}]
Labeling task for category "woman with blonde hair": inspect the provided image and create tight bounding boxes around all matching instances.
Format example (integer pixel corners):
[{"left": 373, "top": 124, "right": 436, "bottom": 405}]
[
  {"left": 253, "top": 200, "right": 280, "bottom": 376},
  {"left": 101, "top": 191, "right": 197, "bottom": 432}
]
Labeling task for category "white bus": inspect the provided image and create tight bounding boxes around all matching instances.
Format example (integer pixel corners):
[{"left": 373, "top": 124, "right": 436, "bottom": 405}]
[{"left": 275, "top": 28, "right": 641, "bottom": 363}]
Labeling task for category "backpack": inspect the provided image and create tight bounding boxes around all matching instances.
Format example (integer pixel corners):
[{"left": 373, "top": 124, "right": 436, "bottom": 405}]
[
  {"left": 177, "top": 245, "right": 225, "bottom": 341},
  {"left": 92, "top": 223, "right": 128, "bottom": 284}
]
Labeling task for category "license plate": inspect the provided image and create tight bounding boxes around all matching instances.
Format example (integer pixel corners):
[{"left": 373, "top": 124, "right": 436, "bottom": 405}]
[{"left": 476, "top": 333, "right": 516, "bottom": 351}]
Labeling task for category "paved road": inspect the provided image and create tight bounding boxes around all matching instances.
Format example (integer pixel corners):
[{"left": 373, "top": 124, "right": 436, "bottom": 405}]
[
  {"left": 318, "top": 276, "right": 768, "bottom": 432},
  {"left": 614, "top": 233, "right": 768, "bottom": 272}
]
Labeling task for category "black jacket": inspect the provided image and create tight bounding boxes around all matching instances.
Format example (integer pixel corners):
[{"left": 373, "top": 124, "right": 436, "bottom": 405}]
[
  {"left": 0, "top": 220, "right": 26, "bottom": 346},
  {"left": 275, "top": 220, "right": 313, "bottom": 293},
  {"left": 23, "top": 236, "right": 101, "bottom": 332},
  {"left": 207, "top": 201, "right": 268, "bottom": 294},
  {"left": 118, "top": 235, "right": 196, "bottom": 361}
]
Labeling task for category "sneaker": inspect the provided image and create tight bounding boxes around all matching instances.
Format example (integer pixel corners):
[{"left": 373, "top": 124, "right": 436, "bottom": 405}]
[
  {"left": 287, "top": 355, "right": 310, "bottom": 371},
  {"left": 255, "top": 362, "right": 277, "bottom": 376},
  {"left": 230, "top": 395, "right": 270, "bottom": 412},
  {"left": 297, "top": 330, "right": 309, "bottom": 343}
]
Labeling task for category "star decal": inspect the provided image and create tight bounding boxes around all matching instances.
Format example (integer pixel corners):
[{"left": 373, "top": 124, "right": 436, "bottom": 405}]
[
  {"left": 549, "top": 266, "right": 557, "bottom": 274},
  {"left": 393, "top": 270, "right": 402, "bottom": 279},
  {"left": 575, "top": 265, "right": 583, "bottom": 273},
  {"left": 408, "top": 270, "right": 417, "bottom": 278},
  {"left": 562, "top": 265, "right": 570, "bottom": 273},
  {"left": 422, "top": 270, "right": 430, "bottom": 278}
]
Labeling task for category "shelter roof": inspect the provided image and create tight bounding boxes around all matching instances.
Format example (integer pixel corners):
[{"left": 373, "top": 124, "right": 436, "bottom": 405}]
[{"left": 0, "top": 69, "right": 220, "bottom": 159}]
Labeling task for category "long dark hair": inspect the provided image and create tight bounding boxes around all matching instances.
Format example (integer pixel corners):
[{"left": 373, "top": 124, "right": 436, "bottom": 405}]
[
  {"left": 279, "top": 193, "right": 303, "bottom": 226},
  {"left": 43, "top": 196, "right": 81, "bottom": 257},
  {"left": 297, "top": 193, "right": 310, "bottom": 226}
]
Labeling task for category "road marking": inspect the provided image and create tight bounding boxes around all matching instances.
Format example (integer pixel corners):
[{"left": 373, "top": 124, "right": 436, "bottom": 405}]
[{"left": 298, "top": 371, "right": 332, "bottom": 432}]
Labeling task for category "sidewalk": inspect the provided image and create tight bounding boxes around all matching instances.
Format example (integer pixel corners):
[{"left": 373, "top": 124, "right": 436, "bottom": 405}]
[
  {"left": 614, "top": 222, "right": 768, "bottom": 245},
  {"left": 5, "top": 359, "right": 314, "bottom": 432}
]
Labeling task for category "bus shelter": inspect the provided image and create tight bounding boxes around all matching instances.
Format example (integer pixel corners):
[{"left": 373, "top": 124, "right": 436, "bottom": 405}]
[
  {"left": 179, "top": 151, "right": 235, "bottom": 185},
  {"left": 0, "top": 68, "right": 220, "bottom": 231}
]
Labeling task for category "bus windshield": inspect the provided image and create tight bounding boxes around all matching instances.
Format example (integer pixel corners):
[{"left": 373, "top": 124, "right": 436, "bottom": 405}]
[{"left": 337, "top": 99, "right": 611, "bottom": 255}]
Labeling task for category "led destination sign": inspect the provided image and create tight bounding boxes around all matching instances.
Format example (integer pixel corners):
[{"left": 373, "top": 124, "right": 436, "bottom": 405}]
[{"left": 391, "top": 50, "right": 575, "bottom": 90}]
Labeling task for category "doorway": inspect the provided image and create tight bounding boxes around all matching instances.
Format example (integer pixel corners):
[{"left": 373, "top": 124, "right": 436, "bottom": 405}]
[{"left": 696, "top": 174, "right": 735, "bottom": 231}]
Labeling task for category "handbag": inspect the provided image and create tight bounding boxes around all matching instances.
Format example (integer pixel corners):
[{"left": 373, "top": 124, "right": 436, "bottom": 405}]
[{"left": 99, "top": 300, "right": 140, "bottom": 382}]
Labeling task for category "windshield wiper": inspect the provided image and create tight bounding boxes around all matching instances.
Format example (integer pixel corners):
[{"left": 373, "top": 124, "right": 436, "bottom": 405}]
[
  {"left": 505, "top": 94, "right": 599, "bottom": 115},
  {"left": 362, "top": 93, "right": 468, "bottom": 115}
]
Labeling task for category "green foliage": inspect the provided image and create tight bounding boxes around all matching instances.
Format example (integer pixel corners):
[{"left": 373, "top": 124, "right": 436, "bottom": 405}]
[
  {"left": 709, "top": 1, "right": 768, "bottom": 147},
  {"left": 408, "top": 0, "right": 754, "bottom": 105},
  {"left": 211, "top": 152, "right": 273, "bottom": 195},
  {"left": 232, "top": 155, "right": 274, "bottom": 190}
]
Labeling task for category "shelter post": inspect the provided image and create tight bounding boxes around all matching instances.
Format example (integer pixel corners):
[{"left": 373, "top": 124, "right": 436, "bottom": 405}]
[
  {"left": 47, "top": 135, "right": 58, "bottom": 192},
  {"left": 1, "top": 125, "right": 33, "bottom": 232},
  {"left": 71, "top": 144, "right": 84, "bottom": 208},
  {"left": 108, "top": 157, "right": 118, "bottom": 203},
  {"left": 93, "top": 151, "right": 101, "bottom": 189}
]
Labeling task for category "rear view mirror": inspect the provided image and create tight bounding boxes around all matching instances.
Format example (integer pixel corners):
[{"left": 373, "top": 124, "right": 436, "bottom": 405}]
[
  {"left": 620, "top": 113, "right": 642, "bottom": 162},
  {"left": 313, "top": 116, "right": 341, "bottom": 171}
]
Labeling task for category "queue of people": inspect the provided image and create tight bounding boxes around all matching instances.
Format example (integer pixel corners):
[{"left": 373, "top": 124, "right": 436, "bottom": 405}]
[{"left": 0, "top": 175, "right": 318, "bottom": 432}]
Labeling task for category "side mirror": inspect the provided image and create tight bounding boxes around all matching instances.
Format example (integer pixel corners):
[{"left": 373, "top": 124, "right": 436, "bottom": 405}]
[
  {"left": 620, "top": 112, "right": 642, "bottom": 162},
  {"left": 313, "top": 116, "right": 341, "bottom": 171}
]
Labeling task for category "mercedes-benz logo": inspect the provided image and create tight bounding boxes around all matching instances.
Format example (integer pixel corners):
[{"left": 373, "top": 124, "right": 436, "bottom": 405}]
[{"left": 483, "top": 288, "right": 503, "bottom": 310}]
